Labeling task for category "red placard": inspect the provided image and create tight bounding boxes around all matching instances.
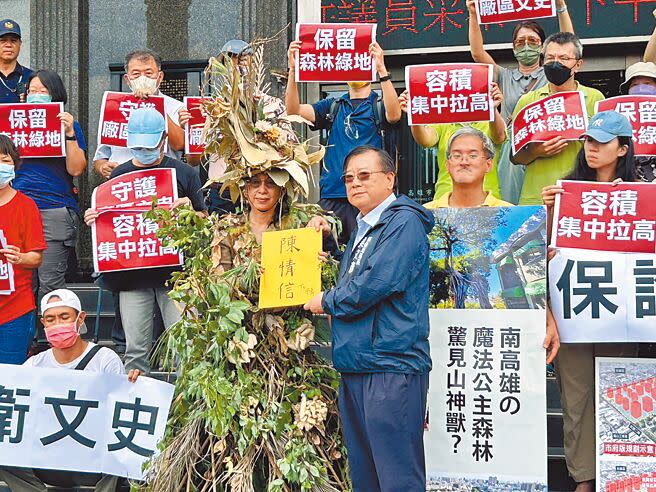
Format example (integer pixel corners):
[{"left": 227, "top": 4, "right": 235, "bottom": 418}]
[
  {"left": 512, "top": 91, "right": 588, "bottom": 155},
  {"left": 184, "top": 96, "right": 205, "bottom": 155},
  {"left": 552, "top": 180, "right": 656, "bottom": 254},
  {"left": 596, "top": 95, "right": 656, "bottom": 157},
  {"left": 0, "top": 230, "right": 15, "bottom": 295},
  {"left": 0, "top": 103, "right": 65, "bottom": 158},
  {"left": 405, "top": 63, "right": 493, "bottom": 126},
  {"left": 475, "top": 0, "right": 556, "bottom": 25},
  {"left": 97, "top": 91, "right": 166, "bottom": 148},
  {"left": 295, "top": 23, "right": 377, "bottom": 83},
  {"left": 91, "top": 168, "right": 183, "bottom": 273}
]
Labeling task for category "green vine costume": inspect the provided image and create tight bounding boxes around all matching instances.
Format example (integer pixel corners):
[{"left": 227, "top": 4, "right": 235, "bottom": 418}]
[{"left": 140, "top": 41, "right": 349, "bottom": 492}]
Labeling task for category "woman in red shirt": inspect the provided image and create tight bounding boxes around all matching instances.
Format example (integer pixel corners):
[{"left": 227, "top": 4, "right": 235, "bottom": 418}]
[{"left": 0, "top": 135, "right": 46, "bottom": 364}]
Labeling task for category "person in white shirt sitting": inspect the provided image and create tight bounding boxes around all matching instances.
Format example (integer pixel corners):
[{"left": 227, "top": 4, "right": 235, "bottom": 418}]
[{"left": 0, "top": 288, "right": 141, "bottom": 492}]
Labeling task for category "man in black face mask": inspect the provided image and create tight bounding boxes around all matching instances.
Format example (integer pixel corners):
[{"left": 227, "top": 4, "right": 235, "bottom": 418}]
[{"left": 510, "top": 32, "right": 605, "bottom": 206}]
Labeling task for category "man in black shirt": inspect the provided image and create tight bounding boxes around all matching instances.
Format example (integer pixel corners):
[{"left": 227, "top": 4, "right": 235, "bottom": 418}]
[{"left": 85, "top": 108, "right": 205, "bottom": 373}]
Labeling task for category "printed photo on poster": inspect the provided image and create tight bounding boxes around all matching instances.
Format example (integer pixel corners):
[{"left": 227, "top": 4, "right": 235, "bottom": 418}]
[
  {"left": 429, "top": 206, "right": 547, "bottom": 309},
  {"left": 596, "top": 358, "right": 656, "bottom": 491}
]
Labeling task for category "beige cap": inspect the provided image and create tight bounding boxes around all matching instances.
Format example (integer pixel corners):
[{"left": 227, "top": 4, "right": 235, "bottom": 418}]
[{"left": 620, "top": 61, "right": 656, "bottom": 94}]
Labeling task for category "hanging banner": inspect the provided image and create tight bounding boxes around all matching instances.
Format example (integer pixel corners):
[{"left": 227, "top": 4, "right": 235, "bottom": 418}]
[
  {"left": 596, "top": 357, "right": 656, "bottom": 492},
  {"left": 0, "top": 230, "right": 15, "bottom": 295},
  {"left": 183, "top": 96, "right": 205, "bottom": 155},
  {"left": 91, "top": 168, "right": 183, "bottom": 273},
  {"left": 0, "top": 102, "right": 65, "bottom": 158},
  {"left": 259, "top": 228, "right": 322, "bottom": 309},
  {"left": 425, "top": 207, "right": 547, "bottom": 490},
  {"left": 596, "top": 95, "right": 656, "bottom": 157},
  {"left": 406, "top": 63, "right": 493, "bottom": 126},
  {"left": 295, "top": 23, "right": 377, "bottom": 83},
  {"left": 0, "top": 363, "right": 174, "bottom": 480},
  {"left": 512, "top": 91, "right": 587, "bottom": 155},
  {"left": 549, "top": 249, "right": 656, "bottom": 343},
  {"left": 552, "top": 180, "right": 656, "bottom": 254},
  {"left": 476, "top": 0, "right": 557, "bottom": 25},
  {"left": 97, "top": 91, "right": 166, "bottom": 148}
]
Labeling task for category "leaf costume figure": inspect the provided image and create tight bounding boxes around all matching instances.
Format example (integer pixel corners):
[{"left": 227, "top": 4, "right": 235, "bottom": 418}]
[{"left": 140, "top": 40, "right": 349, "bottom": 492}]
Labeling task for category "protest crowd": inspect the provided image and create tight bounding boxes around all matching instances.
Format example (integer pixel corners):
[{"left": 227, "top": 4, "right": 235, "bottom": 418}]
[{"left": 1, "top": 1, "right": 656, "bottom": 491}]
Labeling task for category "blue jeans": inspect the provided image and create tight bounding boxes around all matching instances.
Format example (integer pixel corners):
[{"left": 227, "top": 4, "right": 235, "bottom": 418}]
[{"left": 0, "top": 310, "right": 35, "bottom": 364}]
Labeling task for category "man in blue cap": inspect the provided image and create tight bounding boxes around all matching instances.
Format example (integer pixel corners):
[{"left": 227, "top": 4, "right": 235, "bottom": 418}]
[
  {"left": 0, "top": 19, "right": 32, "bottom": 103},
  {"left": 84, "top": 107, "right": 206, "bottom": 374}
]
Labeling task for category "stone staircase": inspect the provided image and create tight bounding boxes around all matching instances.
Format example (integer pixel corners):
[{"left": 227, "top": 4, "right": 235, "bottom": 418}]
[{"left": 2, "top": 283, "right": 577, "bottom": 491}]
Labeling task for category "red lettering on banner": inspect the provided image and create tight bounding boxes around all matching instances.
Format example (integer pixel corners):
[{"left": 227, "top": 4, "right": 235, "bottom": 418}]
[
  {"left": 424, "top": 0, "right": 465, "bottom": 33},
  {"left": 475, "top": 0, "right": 556, "bottom": 25},
  {"left": 97, "top": 92, "right": 166, "bottom": 148},
  {"left": 295, "top": 23, "right": 377, "bottom": 83},
  {"left": 597, "top": 95, "right": 656, "bottom": 157},
  {"left": 406, "top": 63, "right": 493, "bottom": 125},
  {"left": 614, "top": 0, "right": 656, "bottom": 23},
  {"left": 383, "top": 0, "right": 419, "bottom": 34},
  {"left": 511, "top": 91, "right": 587, "bottom": 155},
  {"left": 552, "top": 180, "right": 656, "bottom": 254},
  {"left": 183, "top": 96, "right": 206, "bottom": 155},
  {"left": 321, "top": 0, "right": 378, "bottom": 23},
  {"left": 91, "top": 168, "right": 183, "bottom": 273},
  {"left": 586, "top": 0, "right": 606, "bottom": 25},
  {"left": 0, "top": 103, "right": 65, "bottom": 158}
]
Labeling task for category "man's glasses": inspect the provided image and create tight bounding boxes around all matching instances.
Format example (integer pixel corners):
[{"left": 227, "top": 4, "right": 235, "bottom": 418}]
[
  {"left": 447, "top": 152, "right": 485, "bottom": 163},
  {"left": 341, "top": 170, "right": 388, "bottom": 184},
  {"left": 544, "top": 55, "right": 578, "bottom": 64}
]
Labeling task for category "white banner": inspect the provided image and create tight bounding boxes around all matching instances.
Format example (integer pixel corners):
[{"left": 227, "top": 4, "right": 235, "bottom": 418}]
[
  {"left": 596, "top": 357, "right": 656, "bottom": 492},
  {"left": 425, "top": 309, "right": 547, "bottom": 490},
  {"left": 549, "top": 249, "right": 656, "bottom": 343},
  {"left": 0, "top": 364, "right": 174, "bottom": 479}
]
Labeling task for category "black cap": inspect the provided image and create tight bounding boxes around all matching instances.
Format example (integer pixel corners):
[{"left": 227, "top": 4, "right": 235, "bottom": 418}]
[
  {"left": 0, "top": 19, "right": 21, "bottom": 38},
  {"left": 220, "top": 39, "right": 252, "bottom": 57}
]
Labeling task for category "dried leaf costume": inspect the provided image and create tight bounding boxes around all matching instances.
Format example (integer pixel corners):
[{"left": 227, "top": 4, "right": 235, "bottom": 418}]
[{"left": 140, "top": 41, "right": 349, "bottom": 492}]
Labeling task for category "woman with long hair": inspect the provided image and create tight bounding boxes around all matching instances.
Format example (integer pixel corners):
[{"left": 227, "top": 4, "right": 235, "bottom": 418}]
[{"left": 542, "top": 110, "right": 638, "bottom": 492}]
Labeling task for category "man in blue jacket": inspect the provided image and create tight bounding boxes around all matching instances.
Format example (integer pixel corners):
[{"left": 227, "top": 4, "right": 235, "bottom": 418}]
[{"left": 305, "top": 145, "right": 434, "bottom": 492}]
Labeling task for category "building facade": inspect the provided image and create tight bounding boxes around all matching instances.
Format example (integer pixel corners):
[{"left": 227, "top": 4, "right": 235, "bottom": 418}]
[{"left": 2, "top": 0, "right": 653, "bottom": 273}]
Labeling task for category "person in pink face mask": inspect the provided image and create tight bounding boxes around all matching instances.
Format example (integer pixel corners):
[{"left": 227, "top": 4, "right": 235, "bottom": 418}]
[
  {"left": 0, "top": 289, "right": 142, "bottom": 491},
  {"left": 26, "top": 289, "right": 139, "bottom": 378}
]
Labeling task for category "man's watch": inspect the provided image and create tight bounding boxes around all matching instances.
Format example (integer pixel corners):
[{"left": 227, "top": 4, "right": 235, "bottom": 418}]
[
  {"left": 379, "top": 74, "right": 392, "bottom": 83},
  {"left": 556, "top": 5, "right": 568, "bottom": 13},
  {"left": 65, "top": 135, "right": 77, "bottom": 141}
]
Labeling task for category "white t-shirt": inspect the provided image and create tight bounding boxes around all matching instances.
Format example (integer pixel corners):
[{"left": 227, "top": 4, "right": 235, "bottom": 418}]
[
  {"left": 93, "top": 92, "right": 185, "bottom": 163},
  {"left": 24, "top": 342, "right": 125, "bottom": 374}
]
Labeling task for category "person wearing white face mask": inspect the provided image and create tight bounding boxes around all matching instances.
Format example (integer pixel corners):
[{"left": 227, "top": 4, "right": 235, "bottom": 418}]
[
  {"left": 84, "top": 108, "right": 206, "bottom": 374},
  {"left": 12, "top": 70, "right": 87, "bottom": 304},
  {"left": 92, "top": 49, "right": 185, "bottom": 180},
  {"left": 0, "top": 288, "right": 142, "bottom": 492},
  {"left": 0, "top": 135, "right": 46, "bottom": 365}
]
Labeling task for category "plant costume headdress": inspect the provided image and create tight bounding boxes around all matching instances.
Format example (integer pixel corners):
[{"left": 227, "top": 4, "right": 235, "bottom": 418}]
[{"left": 201, "top": 40, "right": 325, "bottom": 206}]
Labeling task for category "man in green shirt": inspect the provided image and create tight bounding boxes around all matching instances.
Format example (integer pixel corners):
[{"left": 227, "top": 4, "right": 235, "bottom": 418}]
[
  {"left": 511, "top": 32, "right": 604, "bottom": 206},
  {"left": 400, "top": 82, "right": 506, "bottom": 201}
]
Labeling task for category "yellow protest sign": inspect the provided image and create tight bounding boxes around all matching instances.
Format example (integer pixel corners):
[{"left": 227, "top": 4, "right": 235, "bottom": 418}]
[{"left": 259, "top": 227, "right": 322, "bottom": 309}]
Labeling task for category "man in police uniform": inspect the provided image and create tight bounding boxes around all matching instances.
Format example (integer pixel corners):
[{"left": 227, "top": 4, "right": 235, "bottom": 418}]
[{"left": 0, "top": 19, "right": 32, "bottom": 103}]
